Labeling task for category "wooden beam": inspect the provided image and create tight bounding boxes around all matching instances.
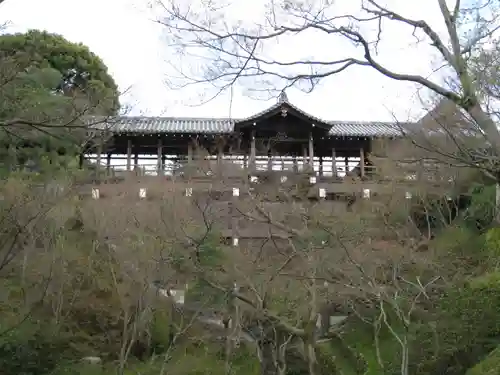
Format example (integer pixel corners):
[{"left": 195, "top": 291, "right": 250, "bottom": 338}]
[
  {"left": 250, "top": 129, "right": 256, "bottom": 171},
  {"left": 134, "top": 152, "right": 139, "bottom": 175},
  {"left": 96, "top": 139, "right": 102, "bottom": 173},
  {"left": 332, "top": 148, "right": 337, "bottom": 176},
  {"left": 126, "top": 138, "right": 132, "bottom": 171},
  {"left": 308, "top": 133, "right": 314, "bottom": 167},
  {"left": 303, "top": 145, "right": 307, "bottom": 171},
  {"left": 187, "top": 139, "right": 193, "bottom": 164},
  {"left": 106, "top": 153, "right": 111, "bottom": 172},
  {"left": 359, "top": 147, "right": 365, "bottom": 178},
  {"left": 217, "top": 142, "right": 223, "bottom": 165},
  {"left": 157, "top": 137, "right": 163, "bottom": 175}
]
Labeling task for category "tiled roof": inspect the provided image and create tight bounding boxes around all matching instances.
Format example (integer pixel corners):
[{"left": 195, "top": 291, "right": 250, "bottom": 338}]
[
  {"left": 88, "top": 96, "right": 407, "bottom": 138},
  {"left": 91, "top": 116, "right": 234, "bottom": 134},
  {"left": 328, "top": 121, "right": 404, "bottom": 137},
  {"left": 90, "top": 116, "right": 403, "bottom": 137}
]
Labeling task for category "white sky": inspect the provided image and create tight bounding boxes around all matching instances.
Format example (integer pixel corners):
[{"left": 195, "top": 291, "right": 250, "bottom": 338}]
[{"left": 0, "top": 0, "right": 457, "bottom": 122}]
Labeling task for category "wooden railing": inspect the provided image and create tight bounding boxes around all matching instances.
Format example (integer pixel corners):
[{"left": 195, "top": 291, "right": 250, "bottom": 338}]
[{"left": 91, "top": 160, "right": 381, "bottom": 180}]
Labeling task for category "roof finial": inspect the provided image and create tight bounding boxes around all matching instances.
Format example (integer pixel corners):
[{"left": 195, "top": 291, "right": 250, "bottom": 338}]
[{"left": 278, "top": 90, "right": 288, "bottom": 104}]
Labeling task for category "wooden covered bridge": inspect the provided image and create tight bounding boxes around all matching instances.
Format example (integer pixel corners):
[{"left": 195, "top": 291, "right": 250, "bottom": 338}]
[{"left": 88, "top": 93, "right": 439, "bottom": 197}]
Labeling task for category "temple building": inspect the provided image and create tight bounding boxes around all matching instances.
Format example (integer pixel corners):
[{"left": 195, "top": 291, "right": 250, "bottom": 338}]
[
  {"left": 91, "top": 92, "right": 404, "bottom": 180},
  {"left": 85, "top": 95, "right": 463, "bottom": 246}
]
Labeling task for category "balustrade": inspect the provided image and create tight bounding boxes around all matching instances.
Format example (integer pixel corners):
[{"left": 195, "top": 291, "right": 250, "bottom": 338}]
[{"left": 87, "top": 154, "right": 381, "bottom": 180}]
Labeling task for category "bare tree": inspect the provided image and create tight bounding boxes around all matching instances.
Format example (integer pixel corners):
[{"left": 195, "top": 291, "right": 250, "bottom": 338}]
[
  {"left": 154, "top": 0, "right": 500, "bottom": 157},
  {"left": 185, "top": 161, "right": 446, "bottom": 375},
  {"left": 86, "top": 155, "right": 451, "bottom": 375},
  {"left": 0, "top": 173, "right": 90, "bottom": 341}
]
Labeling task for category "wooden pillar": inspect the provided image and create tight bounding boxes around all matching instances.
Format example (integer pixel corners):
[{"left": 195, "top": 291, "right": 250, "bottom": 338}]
[
  {"left": 217, "top": 144, "right": 223, "bottom": 165},
  {"left": 187, "top": 139, "right": 193, "bottom": 164},
  {"left": 293, "top": 156, "right": 298, "bottom": 172},
  {"left": 344, "top": 157, "right": 349, "bottom": 177},
  {"left": 106, "top": 153, "right": 111, "bottom": 172},
  {"left": 96, "top": 139, "right": 102, "bottom": 174},
  {"left": 249, "top": 129, "right": 256, "bottom": 171},
  {"left": 359, "top": 147, "right": 365, "bottom": 178},
  {"left": 230, "top": 184, "right": 238, "bottom": 247},
  {"left": 157, "top": 137, "right": 163, "bottom": 176},
  {"left": 217, "top": 143, "right": 223, "bottom": 176},
  {"left": 126, "top": 138, "right": 132, "bottom": 171},
  {"left": 302, "top": 145, "right": 307, "bottom": 171},
  {"left": 332, "top": 148, "right": 337, "bottom": 177},
  {"left": 267, "top": 151, "right": 272, "bottom": 171},
  {"left": 134, "top": 152, "right": 139, "bottom": 175},
  {"left": 78, "top": 153, "right": 84, "bottom": 169},
  {"left": 308, "top": 133, "right": 314, "bottom": 167}
]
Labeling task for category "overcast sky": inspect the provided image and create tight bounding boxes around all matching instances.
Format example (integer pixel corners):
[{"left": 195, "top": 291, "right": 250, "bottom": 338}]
[{"left": 0, "top": 0, "right": 454, "bottom": 122}]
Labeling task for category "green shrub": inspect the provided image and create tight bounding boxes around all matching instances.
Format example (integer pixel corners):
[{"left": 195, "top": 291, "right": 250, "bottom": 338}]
[
  {"left": 149, "top": 306, "right": 174, "bottom": 353},
  {"left": 0, "top": 322, "right": 71, "bottom": 375},
  {"left": 463, "top": 185, "right": 495, "bottom": 231},
  {"left": 416, "top": 271, "right": 500, "bottom": 375},
  {"left": 466, "top": 346, "right": 500, "bottom": 375}
]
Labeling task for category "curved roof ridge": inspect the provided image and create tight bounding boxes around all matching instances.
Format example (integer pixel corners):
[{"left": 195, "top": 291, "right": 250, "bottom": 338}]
[
  {"left": 236, "top": 96, "right": 331, "bottom": 125},
  {"left": 122, "top": 115, "right": 234, "bottom": 121},
  {"left": 85, "top": 112, "right": 411, "bottom": 137}
]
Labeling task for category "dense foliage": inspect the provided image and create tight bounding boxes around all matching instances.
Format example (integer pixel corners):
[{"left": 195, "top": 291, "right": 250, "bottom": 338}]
[
  {"left": 0, "top": 29, "right": 119, "bottom": 171},
  {"left": 0, "top": 29, "right": 119, "bottom": 115}
]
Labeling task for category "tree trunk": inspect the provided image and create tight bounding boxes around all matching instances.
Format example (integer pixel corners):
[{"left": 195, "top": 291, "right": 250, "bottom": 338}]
[
  {"left": 466, "top": 102, "right": 500, "bottom": 221},
  {"left": 467, "top": 102, "right": 500, "bottom": 154},
  {"left": 260, "top": 336, "right": 279, "bottom": 375}
]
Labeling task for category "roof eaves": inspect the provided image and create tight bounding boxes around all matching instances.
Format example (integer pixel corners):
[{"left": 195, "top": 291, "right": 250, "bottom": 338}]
[
  {"left": 84, "top": 116, "right": 410, "bottom": 138},
  {"left": 86, "top": 116, "right": 235, "bottom": 134},
  {"left": 237, "top": 102, "right": 282, "bottom": 123},
  {"left": 236, "top": 99, "right": 331, "bottom": 126},
  {"left": 327, "top": 121, "right": 406, "bottom": 137},
  {"left": 286, "top": 102, "right": 332, "bottom": 126}
]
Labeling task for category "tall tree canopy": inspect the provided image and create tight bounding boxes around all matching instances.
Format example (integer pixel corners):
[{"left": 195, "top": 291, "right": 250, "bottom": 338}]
[
  {"left": 0, "top": 29, "right": 120, "bottom": 116},
  {"left": 0, "top": 29, "right": 120, "bottom": 169}
]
